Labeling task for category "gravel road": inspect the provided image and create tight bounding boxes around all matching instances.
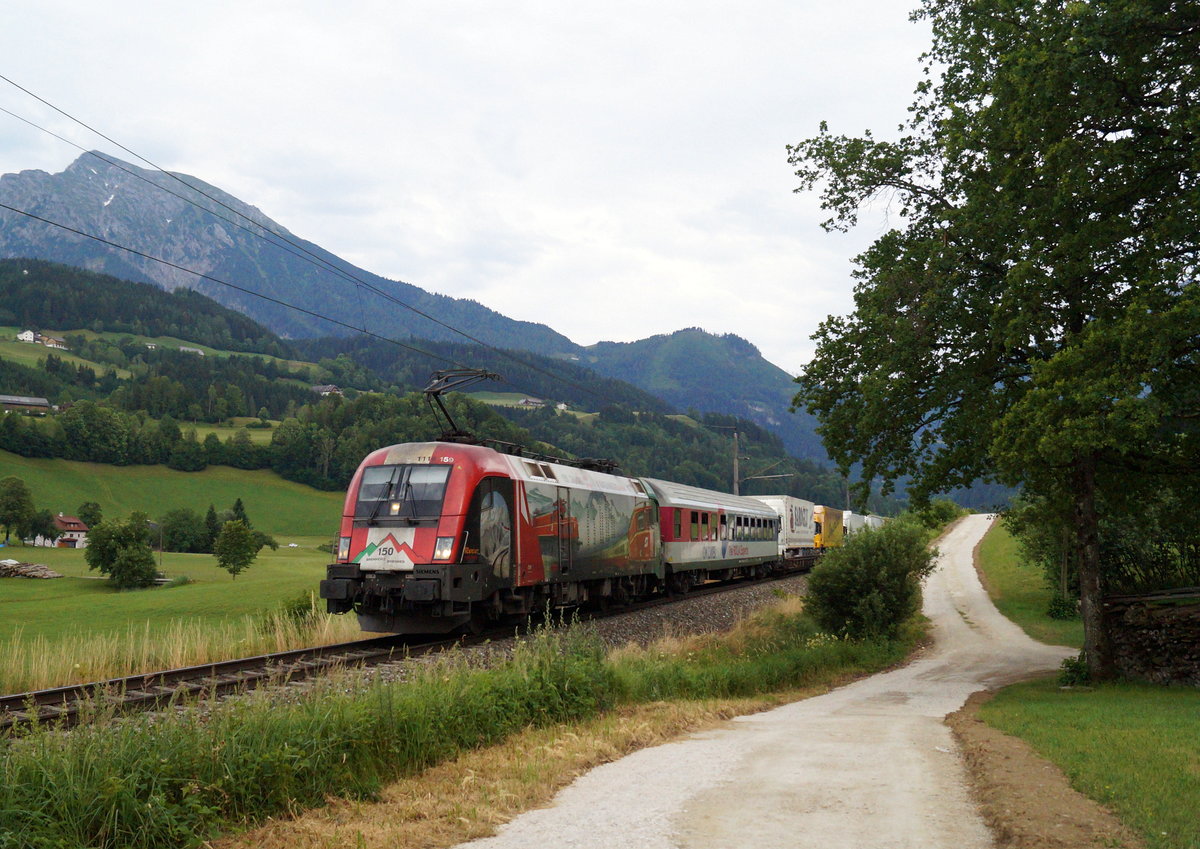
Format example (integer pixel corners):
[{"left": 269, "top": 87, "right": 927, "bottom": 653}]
[{"left": 453, "top": 514, "right": 1072, "bottom": 849}]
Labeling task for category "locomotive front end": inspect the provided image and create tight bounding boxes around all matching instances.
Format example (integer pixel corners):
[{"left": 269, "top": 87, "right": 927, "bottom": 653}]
[{"left": 320, "top": 442, "right": 507, "bottom": 633}]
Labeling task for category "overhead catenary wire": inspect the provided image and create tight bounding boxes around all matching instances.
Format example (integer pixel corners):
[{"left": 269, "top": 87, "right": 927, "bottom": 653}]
[{"left": 0, "top": 75, "right": 631, "bottom": 409}]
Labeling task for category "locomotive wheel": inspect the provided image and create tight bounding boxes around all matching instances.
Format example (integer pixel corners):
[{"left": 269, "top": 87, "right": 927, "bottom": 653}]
[
  {"left": 668, "top": 570, "right": 690, "bottom": 597},
  {"left": 465, "top": 604, "right": 489, "bottom": 635}
]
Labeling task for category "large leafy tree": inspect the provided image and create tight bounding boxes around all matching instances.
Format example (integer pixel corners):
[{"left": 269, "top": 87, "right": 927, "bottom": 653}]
[
  {"left": 213, "top": 519, "right": 260, "bottom": 580},
  {"left": 84, "top": 513, "right": 158, "bottom": 589},
  {"left": 789, "top": 0, "right": 1200, "bottom": 677},
  {"left": 0, "top": 476, "right": 34, "bottom": 543}
]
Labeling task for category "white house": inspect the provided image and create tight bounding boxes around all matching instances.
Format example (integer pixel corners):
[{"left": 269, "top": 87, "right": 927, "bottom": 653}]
[
  {"left": 29, "top": 514, "right": 90, "bottom": 548},
  {"left": 16, "top": 330, "right": 35, "bottom": 343}
]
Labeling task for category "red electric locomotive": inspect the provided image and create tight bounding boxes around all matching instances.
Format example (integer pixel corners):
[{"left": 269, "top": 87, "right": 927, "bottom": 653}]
[{"left": 319, "top": 440, "right": 782, "bottom": 634}]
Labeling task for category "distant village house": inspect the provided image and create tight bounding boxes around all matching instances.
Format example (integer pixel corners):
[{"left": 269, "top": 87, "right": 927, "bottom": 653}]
[
  {"left": 16, "top": 330, "right": 67, "bottom": 349},
  {"left": 178, "top": 346, "right": 206, "bottom": 356},
  {"left": 311, "top": 384, "right": 343, "bottom": 397},
  {"left": 28, "top": 513, "right": 90, "bottom": 549},
  {"left": 0, "top": 394, "right": 52, "bottom": 414}
]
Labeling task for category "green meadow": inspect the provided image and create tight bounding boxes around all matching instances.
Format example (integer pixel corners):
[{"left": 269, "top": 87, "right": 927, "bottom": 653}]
[
  {"left": 0, "top": 338, "right": 133, "bottom": 380},
  {"left": 1, "top": 325, "right": 318, "bottom": 373},
  {"left": 976, "top": 520, "right": 1199, "bottom": 849},
  {"left": 0, "top": 453, "right": 358, "bottom": 690},
  {"left": 189, "top": 418, "right": 279, "bottom": 445},
  {"left": 0, "top": 452, "right": 342, "bottom": 538},
  {"left": 982, "top": 680, "right": 1200, "bottom": 849},
  {"left": 0, "top": 538, "right": 332, "bottom": 643}
]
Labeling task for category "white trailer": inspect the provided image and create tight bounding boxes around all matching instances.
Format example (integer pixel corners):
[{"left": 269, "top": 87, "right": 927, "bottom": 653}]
[{"left": 749, "top": 495, "right": 816, "bottom": 559}]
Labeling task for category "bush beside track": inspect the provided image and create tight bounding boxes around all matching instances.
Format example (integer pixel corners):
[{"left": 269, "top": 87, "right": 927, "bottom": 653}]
[{"left": 0, "top": 596, "right": 918, "bottom": 849}]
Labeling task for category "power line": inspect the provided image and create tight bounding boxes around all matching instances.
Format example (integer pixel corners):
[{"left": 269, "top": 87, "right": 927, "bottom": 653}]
[
  {"left": 0, "top": 198, "right": 629, "bottom": 413},
  {"left": 0, "top": 75, "right": 630, "bottom": 408}
]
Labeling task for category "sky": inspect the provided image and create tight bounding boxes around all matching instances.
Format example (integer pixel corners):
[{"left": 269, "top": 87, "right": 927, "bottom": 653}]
[{"left": 0, "top": 1, "right": 931, "bottom": 375}]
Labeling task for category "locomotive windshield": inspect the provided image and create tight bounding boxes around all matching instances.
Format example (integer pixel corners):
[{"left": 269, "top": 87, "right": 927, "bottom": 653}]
[{"left": 355, "top": 464, "right": 451, "bottom": 523}]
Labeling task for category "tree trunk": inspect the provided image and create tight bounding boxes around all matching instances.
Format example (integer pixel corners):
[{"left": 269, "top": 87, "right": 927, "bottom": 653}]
[{"left": 1072, "top": 455, "right": 1115, "bottom": 679}]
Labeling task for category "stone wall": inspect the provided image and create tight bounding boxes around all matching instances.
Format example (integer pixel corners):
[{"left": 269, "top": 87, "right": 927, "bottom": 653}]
[{"left": 1106, "top": 594, "right": 1200, "bottom": 686}]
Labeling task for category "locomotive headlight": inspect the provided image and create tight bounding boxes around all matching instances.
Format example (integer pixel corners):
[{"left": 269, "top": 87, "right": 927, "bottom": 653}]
[
  {"left": 433, "top": 536, "right": 455, "bottom": 561},
  {"left": 337, "top": 536, "right": 351, "bottom": 561}
]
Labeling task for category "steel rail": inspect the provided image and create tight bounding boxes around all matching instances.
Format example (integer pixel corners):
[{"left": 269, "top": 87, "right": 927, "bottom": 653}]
[{"left": 0, "top": 634, "right": 442, "bottom": 734}]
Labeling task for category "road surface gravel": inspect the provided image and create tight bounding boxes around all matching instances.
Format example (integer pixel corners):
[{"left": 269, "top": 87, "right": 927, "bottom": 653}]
[{"left": 454, "top": 513, "right": 1073, "bottom": 849}]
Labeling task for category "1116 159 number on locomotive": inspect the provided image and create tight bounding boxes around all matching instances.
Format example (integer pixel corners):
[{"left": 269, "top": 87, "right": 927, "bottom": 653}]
[{"left": 319, "top": 440, "right": 787, "bottom": 634}]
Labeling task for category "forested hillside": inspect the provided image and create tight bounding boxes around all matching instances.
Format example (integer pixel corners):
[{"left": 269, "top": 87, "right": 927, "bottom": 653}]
[
  {"left": 291, "top": 335, "right": 673, "bottom": 414},
  {"left": 584, "top": 328, "right": 824, "bottom": 458},
  {"left": 0, "top": 262, "right": 899, "bottom": 511},
  {"left": 0, "top": 259, "right": 293, "bottom": 357}
]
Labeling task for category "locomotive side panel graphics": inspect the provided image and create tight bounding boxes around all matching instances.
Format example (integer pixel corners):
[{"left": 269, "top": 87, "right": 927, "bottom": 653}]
[
  {"left": 464, "top": 476, "right": 514, "bottom": 582},
  {"left": 525, "top": 481, "right": 651, "bottom": 579}
]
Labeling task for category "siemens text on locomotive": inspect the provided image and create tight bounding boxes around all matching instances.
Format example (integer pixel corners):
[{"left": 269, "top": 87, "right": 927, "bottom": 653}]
[{"left": 319, "top": 441, "right": 861, "bottom": 634}]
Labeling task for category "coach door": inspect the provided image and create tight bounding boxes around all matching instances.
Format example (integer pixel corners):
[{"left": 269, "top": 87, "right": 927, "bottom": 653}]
[{"left": 556, "top": 486, "right": 573, "bottom": 574}]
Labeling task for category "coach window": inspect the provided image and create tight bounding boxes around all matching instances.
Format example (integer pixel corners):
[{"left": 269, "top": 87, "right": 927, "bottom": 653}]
[
  {"left": 673, "top": 509, "right": 682, "bottom": 541},
  {"left": 691, "top": 510, "right": 700, "bottom": 540},
  {"left": 719, "top": 514, "right": 727, "bottom": 540},
  {"left": 701, "top": 512, "right": 709, "bottom": 540}
]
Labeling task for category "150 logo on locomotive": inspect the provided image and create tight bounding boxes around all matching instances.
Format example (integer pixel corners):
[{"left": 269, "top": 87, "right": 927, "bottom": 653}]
[{"left": 319, "top": 439, "right": 854, "bottom": 635}]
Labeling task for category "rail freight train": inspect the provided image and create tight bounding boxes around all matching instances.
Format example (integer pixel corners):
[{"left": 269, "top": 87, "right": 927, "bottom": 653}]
[{"left": 320, "top": 441, "right": 856, "bottom": 634}]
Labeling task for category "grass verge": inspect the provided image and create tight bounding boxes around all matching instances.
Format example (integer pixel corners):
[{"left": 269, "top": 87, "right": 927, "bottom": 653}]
[
  {"left": 980, "top": 679, "right": 1200, "bottom": 849},
  {"left": 0, "top": 541, "right": 361, "bottom": 691},
  {"left": 1, "top": 597, "right": 363, "bottom": 694},
  {"left": 0, "top": 596, "right": 918, "bottom": 849},
  {"left": 975, "top": 521, "right": 1083, "bottom": 648}
]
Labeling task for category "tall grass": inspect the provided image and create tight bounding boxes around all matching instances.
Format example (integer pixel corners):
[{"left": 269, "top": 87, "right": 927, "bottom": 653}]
[
  {"left": 609, "top": 597, "right": 910, "bottom": 701},
  {"left": 0, "top": 624, "right": 612, "bottom": 849},
  {"left": 0, "top": 597, "right": 917, "bottom": 849},
  {"left": 0, "top": 600, "right": 363, "bottom": 694}
]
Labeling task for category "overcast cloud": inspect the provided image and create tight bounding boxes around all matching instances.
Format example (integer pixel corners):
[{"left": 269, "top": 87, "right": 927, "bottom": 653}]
[{"left": 0, "top": 1, "right": 930, "bottom": 373}]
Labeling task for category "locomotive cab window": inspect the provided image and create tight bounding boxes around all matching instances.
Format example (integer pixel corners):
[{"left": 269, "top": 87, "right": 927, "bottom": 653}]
[{"left": 355, "top": 464, "right": 451, "bottom": 523}]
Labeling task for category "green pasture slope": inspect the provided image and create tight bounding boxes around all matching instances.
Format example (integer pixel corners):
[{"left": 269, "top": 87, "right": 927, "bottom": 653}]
[{"left": 0, "top": 452, "right": 342, "bottom": 538}]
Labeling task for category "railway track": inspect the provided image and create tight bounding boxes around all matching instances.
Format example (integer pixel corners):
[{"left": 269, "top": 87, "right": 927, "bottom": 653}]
[
  {"left": 1, "top": 566, "right": 812, "bottom": 735},
  {"left": 0, "top": 634, "right": 453, "bottom": 734}
]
